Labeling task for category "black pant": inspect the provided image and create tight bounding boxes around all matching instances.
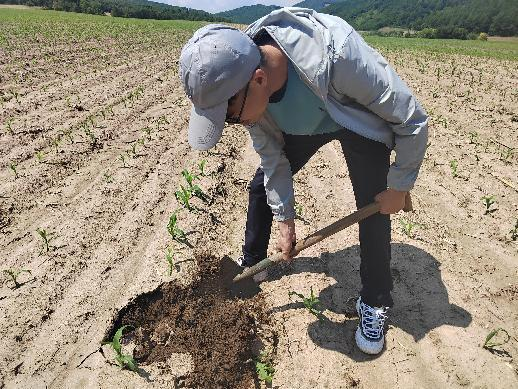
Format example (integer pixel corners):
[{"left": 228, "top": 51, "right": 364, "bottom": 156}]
[{"left": 242, "top": 129, "right": 394, "bottom": 307}]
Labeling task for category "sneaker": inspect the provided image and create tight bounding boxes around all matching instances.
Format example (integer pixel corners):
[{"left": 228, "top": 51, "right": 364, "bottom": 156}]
[
  {"left": 236, "top": 255, "right": 267, "bottom": 283},
  {"left": 355, "top": 297, "right": 388, "bottom": 355}
]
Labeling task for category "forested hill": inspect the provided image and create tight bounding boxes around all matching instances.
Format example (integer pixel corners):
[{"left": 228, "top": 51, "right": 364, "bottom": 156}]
[
  {"left": 215, "top": 4, "right": 281, "bottom": 25},
  {"left": 0, "top": 0, "right": 226, "bottom": 22},
  {"left": 324, "top": 0, "right": 517, "bottom": 36},
  {"left": 215, "top": 0, "right": 342, "bottom": 24}
]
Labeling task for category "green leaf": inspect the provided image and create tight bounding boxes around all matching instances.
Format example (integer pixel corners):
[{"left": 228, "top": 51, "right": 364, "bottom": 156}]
[
  {"left": 483, "top": 328, "right": 510, "bottom": 349},
  {"left": 112, "top": 325, "right": 132, "bottom": 355},
  {"left": 256, "top": 361, "right": 274, "bottom": 383},
  {"left": 116, "top": 353, "right": 138, "bottom": 371}
]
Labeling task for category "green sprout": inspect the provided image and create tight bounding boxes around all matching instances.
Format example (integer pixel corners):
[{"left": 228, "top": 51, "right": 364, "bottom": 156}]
[
  {"left": 167, "top": 211, "right": 187, "bottom": 245},
  {"left": 165, "top": 246, "right": 176, "bottom": 276},
  {"left": 482, "top": 328, "right": 510, "bottom": 351},
  {"left": 295, "top": 203, "right": 303, "bottom": 219},
  {"left": 103, "top": 172, "right": 114, "bottom": 183},
  {"left": 510, "top": 219, "right": 518, "bottom": 241},
  {"left": 119, "top": 153, "right": 128, "bottom": 168},
  {"left": 400, "top": 218, "right": 418, "bottom": 237},
  {"left": 102, "top": 325, "right": 138, "bottom": 372},
  {"left": 288, "top": 287, "right": 325, "bottom": 321},
  {"left": 36, "top": 228, "right": 54, "bottom": 254},
  {"left": 500, "top": 148, "right": 514, "bottom": 164},
  {"left": 35, "top": 151, "right": 45, "bottom": 162},
  {"left": 181, "top": 169, "right": 206, "bottom": 201},
  {"left": 481, "top": 195, "right": 496, "bottom": 214},
  {"left": 5, "top": 118, "right": 14, "bottom": 135},
  {"left": 198, "top": 159, "right": 207, "bottom": 176},
  {"left": 130, "top": 142, "right": 139, "bottom": 157},
  {"left": 255, "top": 353, "right": 275, "bottom": 384},
  {"left": 450, "top": 159, "right": 458, "bottom": 177},
  {"left": 3, "top": 268, "right": 31, "bottom": 289},
  {"left": 9, "top": 162, "right": 18, "bottom": 179},
  {"left": 175, "top": 185, "right": 194, "bottom": 211},
  {"left": 141, "top": 127, "right": 152, "bottom": 141}
]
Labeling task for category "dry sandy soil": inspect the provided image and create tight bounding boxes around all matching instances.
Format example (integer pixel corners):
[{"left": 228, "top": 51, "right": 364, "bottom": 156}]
[{"left": 1, "top": 12, "right": 517, "bottom": 389}]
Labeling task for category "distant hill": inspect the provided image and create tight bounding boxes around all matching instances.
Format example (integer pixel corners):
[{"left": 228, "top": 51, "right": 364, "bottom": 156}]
[
  {"left": 215, "top": 1, "right": 344, "bottom": 24},
  {"left": 293, "top": 0, "right": 343, "bottom": 11},
  {"left": 324, "top": 0, "right": 517, "bottom": 36},
  {"left": 215, "top": 4, "right": 281, "bottom": 25},
  {"left": 0, "top": 0, "right": 227, "bottom": 22}
]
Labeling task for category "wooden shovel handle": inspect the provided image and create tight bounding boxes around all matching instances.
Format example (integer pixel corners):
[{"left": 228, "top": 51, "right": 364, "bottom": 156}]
[{"left": 232, "top": 192, "right": 413, "bottom": 283}]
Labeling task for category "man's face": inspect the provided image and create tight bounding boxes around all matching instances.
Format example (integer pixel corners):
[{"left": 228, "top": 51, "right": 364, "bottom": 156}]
[{"left": 226, "top": 68, "right": 270, "bottom": 127}]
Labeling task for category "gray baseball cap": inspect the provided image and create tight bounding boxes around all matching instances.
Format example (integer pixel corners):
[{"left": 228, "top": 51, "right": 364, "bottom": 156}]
[{"left": 179, "top": 24, "right": 261, "bottom": 150}]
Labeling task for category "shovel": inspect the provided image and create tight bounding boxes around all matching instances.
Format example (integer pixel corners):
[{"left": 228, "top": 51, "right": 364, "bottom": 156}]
[{"left": 232, "top": 192, "right": 413, "bottom": 283}]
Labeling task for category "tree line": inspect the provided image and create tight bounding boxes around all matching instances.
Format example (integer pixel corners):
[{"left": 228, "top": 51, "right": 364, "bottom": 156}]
[{"left": 0, "top": 0, "right": 227, "bottom": 22}]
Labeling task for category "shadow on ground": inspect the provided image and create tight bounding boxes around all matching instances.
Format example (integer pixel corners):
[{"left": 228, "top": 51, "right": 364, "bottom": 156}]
[{"left": 267, "top": 243, "right": 472, "bottom": 361}]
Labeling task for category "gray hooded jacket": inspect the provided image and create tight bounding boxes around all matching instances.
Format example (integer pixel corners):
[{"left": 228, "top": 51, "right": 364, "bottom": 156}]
[{"left": 245, "top": 8, "right": 429, "bottom": 221}]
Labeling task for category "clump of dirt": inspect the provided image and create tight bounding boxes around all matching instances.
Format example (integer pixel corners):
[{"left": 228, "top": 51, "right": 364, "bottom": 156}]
[{"left": 106, "top": 254, "right": 269, "bottom": 388}]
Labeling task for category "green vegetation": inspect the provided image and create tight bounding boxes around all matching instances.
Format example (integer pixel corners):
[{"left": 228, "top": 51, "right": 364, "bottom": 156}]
[
  {"left": 9, "top": 162, "right": 18, "bottom": 179},
  {"left": 450, "top": 159, "right": 458, "bottom": 178},
  {"left": 255, "top": 351, "right": 275, "bottom": 384},
  {"left": 3, "top": 268, "right": 31, "bottom": 289},
  {"left": 165, "top": 246, "right": 175, "bottom": 276},
  {"left": 288, "top": 287, "right": 325, "bottom": 321},
  {"left": 102, "top": 325, "right": 138, "bottom": 372},
  {"left": 481, "top": 195, "right": 496, "bottom": 214},
  {"left": 482, "top": 328, "right": 510, "bottom": 350},
  {"left": 215, "top": 4, "right": 280, "bottom": 24},
  {"left": 0, "top": 0, "right": 226, "bottom": 22},
  {"left": 167, "top": 211, "right": 187, "bottom": 245},
  {"left": 326, "top": 0, "right": 518, "bottom": 37},
  {"left": 36, "top": 227, "right": 54, "bottom": 254},
  {"left": 400, "top": 218, "right": 418, "bottom": 237},
  {"left": 364, "top": 36, "right": 518, "bottom": 61}
]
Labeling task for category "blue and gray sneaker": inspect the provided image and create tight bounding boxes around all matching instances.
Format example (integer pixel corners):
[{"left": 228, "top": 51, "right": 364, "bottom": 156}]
[
  {"left": 236, "top": 255, "right": 267, "bottom": 283},
  {"left": 355, "top": 297, "right": 388, "bottom": 355}
]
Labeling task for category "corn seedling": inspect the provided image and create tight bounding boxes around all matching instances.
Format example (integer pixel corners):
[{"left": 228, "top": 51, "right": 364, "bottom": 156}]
[
  {"left": 103, "top": 172, "right": 114, "bottom": 183},
  {"left": 35, "top": 151, "right": 45, "bottom": 162},
  {"left": 400, "top": 218, "right": 418, "bottom": 237},
  {"left": 181, "top": 169, "right": 206, "bottom": 201},
  {"left": 450, "top": 159, "right": 458, "bottom": 177},
  {"left": 167, "top": 211, "right": 187, "bottom": 245},
  {"left": 9, "top": 162, "right": 18, "bottom": 179},
  {"left": 500, "top": 148, "right": 514, "bottom": 164},
  {"left": 295, "top": 203, "right": 303, "bottom": 219},
  {"left": 255, "top": 352, "right": 275, "bottom": 384},
  {"left": 288, "top": 287, "right": 325, "bottom": 321},
  {"left": 119, "top": 153, "right": 128, "bottom": 168},
  {"left": 36, "top": 228, "right": 54, "bottom": 254},
  {"left": 198, "top": 159, "right": 207, "bottom": 176},
  {"left": 165, "top": 246, "right": 176, "bottom": 276},
  {"left": 482, "top": 328, "right": 510, "bottom": 351},
  {"left": 3, "top": 268, "right": 31, "bottom": 289},
  {"left": 175, "top": 185, "right": 194, "bottom": 211},
  {"left": 102, "top": 325, "right": 138, "bottom": 372},
  {"left": 130, "top": 142, "right": 139, "bottom": 157},
  {"left": 5, "top": 118, "right": 14, "bottom": 135},
  {"left": 481, "top": 195, "right": 496, "bottom": 214},
  {"left": 510, "top": 219, "right": 518, "bottom": 241},
  {"left": 141, "top": 126, "right": 152, "bottom": 141}
]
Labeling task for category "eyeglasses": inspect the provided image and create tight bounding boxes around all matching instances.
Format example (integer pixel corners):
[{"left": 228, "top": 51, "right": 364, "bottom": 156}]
[{"left": 225, "top": 81, "right": 250, "bottom": 125}]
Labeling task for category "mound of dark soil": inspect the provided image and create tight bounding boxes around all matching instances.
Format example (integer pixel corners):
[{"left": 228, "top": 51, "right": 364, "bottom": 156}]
[{"left": 106, "top": 255, "right": 267, "bottom": 388}]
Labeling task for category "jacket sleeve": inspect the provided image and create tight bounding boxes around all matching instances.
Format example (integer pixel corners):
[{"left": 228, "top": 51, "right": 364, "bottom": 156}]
[
  {"left": 330, "top": 31, "right": 429, "bottom": 191},
  {"left": 247, "top": 119, "right": 296, "bottom": 221}
]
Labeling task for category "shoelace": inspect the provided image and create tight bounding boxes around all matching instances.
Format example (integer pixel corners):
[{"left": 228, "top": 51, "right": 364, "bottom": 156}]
[{"left": 360, "top": 302, "right": 388, "bottom": 339}]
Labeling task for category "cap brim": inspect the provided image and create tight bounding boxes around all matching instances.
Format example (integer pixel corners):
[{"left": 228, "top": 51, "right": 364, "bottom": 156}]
[{"left": 188, "top": 102, "right": 227, "bottom": 150}]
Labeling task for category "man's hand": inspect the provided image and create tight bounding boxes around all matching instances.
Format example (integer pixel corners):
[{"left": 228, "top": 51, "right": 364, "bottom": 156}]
[
  {"left": 276, "top": 219, "right": 296, "bottom": 261},
  {"left": 374, "top": 188, "right": 407, "bottom": 214}
]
